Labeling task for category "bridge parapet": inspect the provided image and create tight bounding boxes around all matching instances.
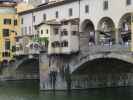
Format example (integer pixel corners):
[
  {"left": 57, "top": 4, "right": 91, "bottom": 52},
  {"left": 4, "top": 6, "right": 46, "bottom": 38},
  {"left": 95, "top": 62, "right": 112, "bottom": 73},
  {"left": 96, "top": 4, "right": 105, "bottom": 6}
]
[{"left": 82, "top": 44, "right": 131, "bottom": 54}]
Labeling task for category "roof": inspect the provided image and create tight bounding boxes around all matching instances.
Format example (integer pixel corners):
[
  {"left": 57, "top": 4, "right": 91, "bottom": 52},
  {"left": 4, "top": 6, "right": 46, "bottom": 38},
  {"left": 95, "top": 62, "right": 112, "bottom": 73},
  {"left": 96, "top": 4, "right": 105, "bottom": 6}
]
[{"left": 18, "top": 0, "right": 80, "bottom": 15}]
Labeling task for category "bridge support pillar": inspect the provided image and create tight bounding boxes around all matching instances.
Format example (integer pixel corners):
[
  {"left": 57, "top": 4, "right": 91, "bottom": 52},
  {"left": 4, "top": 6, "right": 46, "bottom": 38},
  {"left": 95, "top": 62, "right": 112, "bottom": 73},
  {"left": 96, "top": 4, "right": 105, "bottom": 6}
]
[{"left": 39, "top": 54, "right": 68, "bottom": 90}]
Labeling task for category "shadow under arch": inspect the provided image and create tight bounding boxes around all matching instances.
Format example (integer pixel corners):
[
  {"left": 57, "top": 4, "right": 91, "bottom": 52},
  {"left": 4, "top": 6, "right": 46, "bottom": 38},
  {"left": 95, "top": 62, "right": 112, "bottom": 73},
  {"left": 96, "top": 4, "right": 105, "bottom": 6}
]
[
  {"left": 16, "top": 58, "right": 40, "bottom": 80},
  {"left": 73, "top": 57, "right": 133, "bottom": 74}
]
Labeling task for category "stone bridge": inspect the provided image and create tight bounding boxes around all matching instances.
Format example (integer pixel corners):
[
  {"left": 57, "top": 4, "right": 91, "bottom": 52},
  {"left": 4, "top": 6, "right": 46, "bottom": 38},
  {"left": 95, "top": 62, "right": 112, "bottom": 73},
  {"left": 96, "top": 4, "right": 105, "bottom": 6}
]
[
  {"left": 1, "top": 54, "right": 39, "bottom": 81},
  {"left": 1, "top": 43, "right": 133, "bottom": 91},
  {"left": 39, "top": 43, "right": 133, "bottom": 90}
]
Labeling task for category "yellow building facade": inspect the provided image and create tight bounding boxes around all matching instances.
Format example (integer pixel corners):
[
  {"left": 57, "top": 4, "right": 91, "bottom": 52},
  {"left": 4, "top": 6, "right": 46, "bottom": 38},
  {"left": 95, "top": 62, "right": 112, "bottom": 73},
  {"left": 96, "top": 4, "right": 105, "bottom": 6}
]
[{"left": 0, "top": 3, "right": 19, "bottom": 62}]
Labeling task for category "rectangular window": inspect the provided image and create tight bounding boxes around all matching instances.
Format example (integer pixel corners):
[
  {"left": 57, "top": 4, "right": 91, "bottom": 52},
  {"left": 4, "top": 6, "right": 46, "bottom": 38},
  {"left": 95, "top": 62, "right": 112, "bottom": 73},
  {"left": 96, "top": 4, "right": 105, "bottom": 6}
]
[
  {"left": 126, "top": 0, "right": 131, "bottom": 5},
  {"left": 21, "top": 18, "right": 23, "bottom": 24},
  {"left": 41, "top": 30, "right": 43, "bottom": 34},
  {"left": 55, "top": 11, "right": 59, "bottom": 18},
  {"left": 46, "top": 29, "right": 48, "bottom": 34},
  {"left": 61, "top": 29, "right": 68, "bottom": 36},
  {"left": 43, "top": 13, "right": 47, "bottom": 20},
  {"left": 85, "top": 5, "right": 89, "bottom": 13},
  {"left": 2, "top": 52, "right": 10, "bottom": 57},
  {"left": 12, "top": 46, "right": 16, "bottom": 52},
  {"left": 103, "top": 1, "right": 108, "bottom": 10},
  {"left": 33, "top": 16, "right": 36, "bottom": 22},
  {"left": 5, "top": 40, "right": 10, "bottom": 50},
  {"left": 14, "top": 19, "right": 17, "bottom": 26},
  {"left": 71, "top": 31, "right": 77, "bottom": 35},
  {"left": 3, "top": 29, "right": 9, "bottom": 37},
  {"left": 69, "top": 8, "right": 73, "bottom": 17},
  {"left": 4, "top": 19, "right": 11, "bottom": 25},
  {"left": 54, "top": 28, "right": 59, "bottom": 35}
]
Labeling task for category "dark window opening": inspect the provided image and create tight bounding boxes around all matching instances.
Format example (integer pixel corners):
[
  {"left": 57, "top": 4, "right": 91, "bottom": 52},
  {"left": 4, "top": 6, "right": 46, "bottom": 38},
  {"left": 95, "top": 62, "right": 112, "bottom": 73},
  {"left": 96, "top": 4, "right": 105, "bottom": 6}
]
[
  {"left": 5, "top": 40, "right": 10, "bottom": 50},
  {"left": 3, "top": 29, "right": 9, "bottom": 37},
  {"left": 12, "top": 46, "right": 16, "bottom": 52},
  {"left": 21, "top": 18, "right": 23, "bottom": 24},
  {"left": 61, "top": 29, "right": 68, "bottom": 36},
  {"left": 103, "top": 1, "right": 108, "bottom": 10},
  {"left": 126, "top": 0, "right": 131, "bottom": 5},
  {"left": 46, "top": 29, "right": 48, "bottom": 34},
  {"left": 43, "top": 13, "right": 47, "bottom": 20},
  {"left": 61, "top": 41, "right": 68, "bottom": 47},
  {"left": 69, "top": 8, "right": 73, "bottom": 17},
  {"left": 54, "top": 28, "right": 59, "bottom": 35},
  {"left": 14, "top": 19, "right": 17, "bottom": 26},
  {"left": 4, "top": 19, "right": 11, "bottom": 25},
  {"left": 55, "top": 11, "right": 59, "bottom": 18},
  {"left": 2, "top": 52, "right": 10, "bottom": 57},
  {"left": 33, "top": 16, "right": 36, "bottom": 22},
  {"left": 85, "top": 5, "right": 89, "bottom": 13},
  {"left": 41, "top": 30, "right": 43, "bottom": 34},
  {"left": 71, "top": 31, "right": 77, "bottom": 35}
]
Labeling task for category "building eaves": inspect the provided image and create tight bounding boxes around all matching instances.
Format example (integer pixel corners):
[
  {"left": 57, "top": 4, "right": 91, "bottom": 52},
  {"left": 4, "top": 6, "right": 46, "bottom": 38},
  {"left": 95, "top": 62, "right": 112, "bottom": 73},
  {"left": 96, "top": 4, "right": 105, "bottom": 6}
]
[{"left": 18, "top": 0, "right": 80, "bottom": 15}]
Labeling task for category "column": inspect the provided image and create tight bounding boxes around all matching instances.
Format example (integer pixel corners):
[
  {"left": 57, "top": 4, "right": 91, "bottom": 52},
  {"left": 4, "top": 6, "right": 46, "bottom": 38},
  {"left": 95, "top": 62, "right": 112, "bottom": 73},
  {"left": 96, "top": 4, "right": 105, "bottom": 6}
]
[
  {"left": 95, "top": 30, "right": 99, "bottom": 45},
  {"left": 115, "top": 28, "right": 120, "bottom": 44}
]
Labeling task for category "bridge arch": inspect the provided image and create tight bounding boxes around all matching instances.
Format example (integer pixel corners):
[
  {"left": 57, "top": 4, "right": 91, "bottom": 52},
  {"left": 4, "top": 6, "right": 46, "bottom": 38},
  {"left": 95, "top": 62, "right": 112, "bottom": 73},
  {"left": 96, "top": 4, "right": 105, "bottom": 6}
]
[
  {"left": 97, "top": 17, "right": 116, "bottom": 45},
  {"left": 71, "top": 52, "right": 133, "bottom": 73},
  {"left": 71, "top": 55, "right": 133, "bottom": 88},
  {"left": 73, "top": 57, "right": 133, "bottom": 74},
  {"left": 118, "top": 13, "right": 131, "bottom": 45},
  {"left": 81, "top": 19, "right": 95, "bottom": 45},
  {"left": 15, "top": 57, "right": 39, "bottom": 79}
]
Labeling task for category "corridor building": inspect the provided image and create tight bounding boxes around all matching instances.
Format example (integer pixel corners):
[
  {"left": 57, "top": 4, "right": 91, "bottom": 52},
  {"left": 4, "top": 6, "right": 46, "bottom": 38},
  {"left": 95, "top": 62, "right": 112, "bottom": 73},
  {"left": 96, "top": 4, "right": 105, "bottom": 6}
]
[{"left": 18, "top": 0, "right": 133, "bottom": 54}]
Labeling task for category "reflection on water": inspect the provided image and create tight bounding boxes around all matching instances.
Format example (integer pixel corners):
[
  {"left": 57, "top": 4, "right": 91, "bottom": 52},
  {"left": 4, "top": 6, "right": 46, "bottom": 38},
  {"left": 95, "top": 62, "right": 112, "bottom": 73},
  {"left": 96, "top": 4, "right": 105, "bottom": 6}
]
[{"left": 0, "top": 80, "right": 132, "bottom": 100}]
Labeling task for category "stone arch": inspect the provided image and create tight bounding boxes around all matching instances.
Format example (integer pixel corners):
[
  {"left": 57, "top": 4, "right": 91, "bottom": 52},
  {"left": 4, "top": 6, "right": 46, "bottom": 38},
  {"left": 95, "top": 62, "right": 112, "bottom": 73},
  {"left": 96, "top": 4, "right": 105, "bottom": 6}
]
[
  {"left": 81, "top": 19, "right": 95, "bottom": 46},
  {"left": 74, "top": 57, "right": 133, "bottom": 74},
  {"left": 16, "top": 57, "right": 39, "bottom": 79},
  {"left": 71, "top": 53, "right": 133, "bottom": 73},
  {"left": 72, "top": 57, "right": 133, "bottom": 88},
  {"left": 97, "top": 17, "right": 116, "bottom": 45},
  {"left": 118, "top": 13, "right": 131, "bottom": 45}
]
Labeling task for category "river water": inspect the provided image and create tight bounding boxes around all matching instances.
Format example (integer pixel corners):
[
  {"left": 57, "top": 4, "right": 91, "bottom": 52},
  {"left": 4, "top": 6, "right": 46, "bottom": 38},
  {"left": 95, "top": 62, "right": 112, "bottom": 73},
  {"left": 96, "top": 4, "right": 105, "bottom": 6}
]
[{"left": 0, "top": 80, "right": 132, "bottom": 100}]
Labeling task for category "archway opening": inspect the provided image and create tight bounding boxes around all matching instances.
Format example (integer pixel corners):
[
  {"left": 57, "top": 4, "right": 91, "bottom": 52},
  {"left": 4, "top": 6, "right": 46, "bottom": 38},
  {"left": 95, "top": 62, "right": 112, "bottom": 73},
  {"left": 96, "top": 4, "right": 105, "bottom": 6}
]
[
  {"left": 72, "top": 58, "right": 133, "bottom": 88},
  {"left": 119, "top": 13, "right": 131, "bottom": 46},
  {"left": 16, "top": 58, "right": 39, "bottom": 80},
  {"left": 81, "top": 19, "right": 95, "bottom": 46},
  {"left": 97, "top": 17, "right": 115, "bottom": 45}
]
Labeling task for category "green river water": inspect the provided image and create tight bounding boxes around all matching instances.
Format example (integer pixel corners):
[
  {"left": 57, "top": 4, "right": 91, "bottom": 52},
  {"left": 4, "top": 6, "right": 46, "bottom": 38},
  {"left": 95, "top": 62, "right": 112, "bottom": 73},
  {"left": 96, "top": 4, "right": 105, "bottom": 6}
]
[{"left": 0, "top": 80, "right": 132, "bottom": 100}]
